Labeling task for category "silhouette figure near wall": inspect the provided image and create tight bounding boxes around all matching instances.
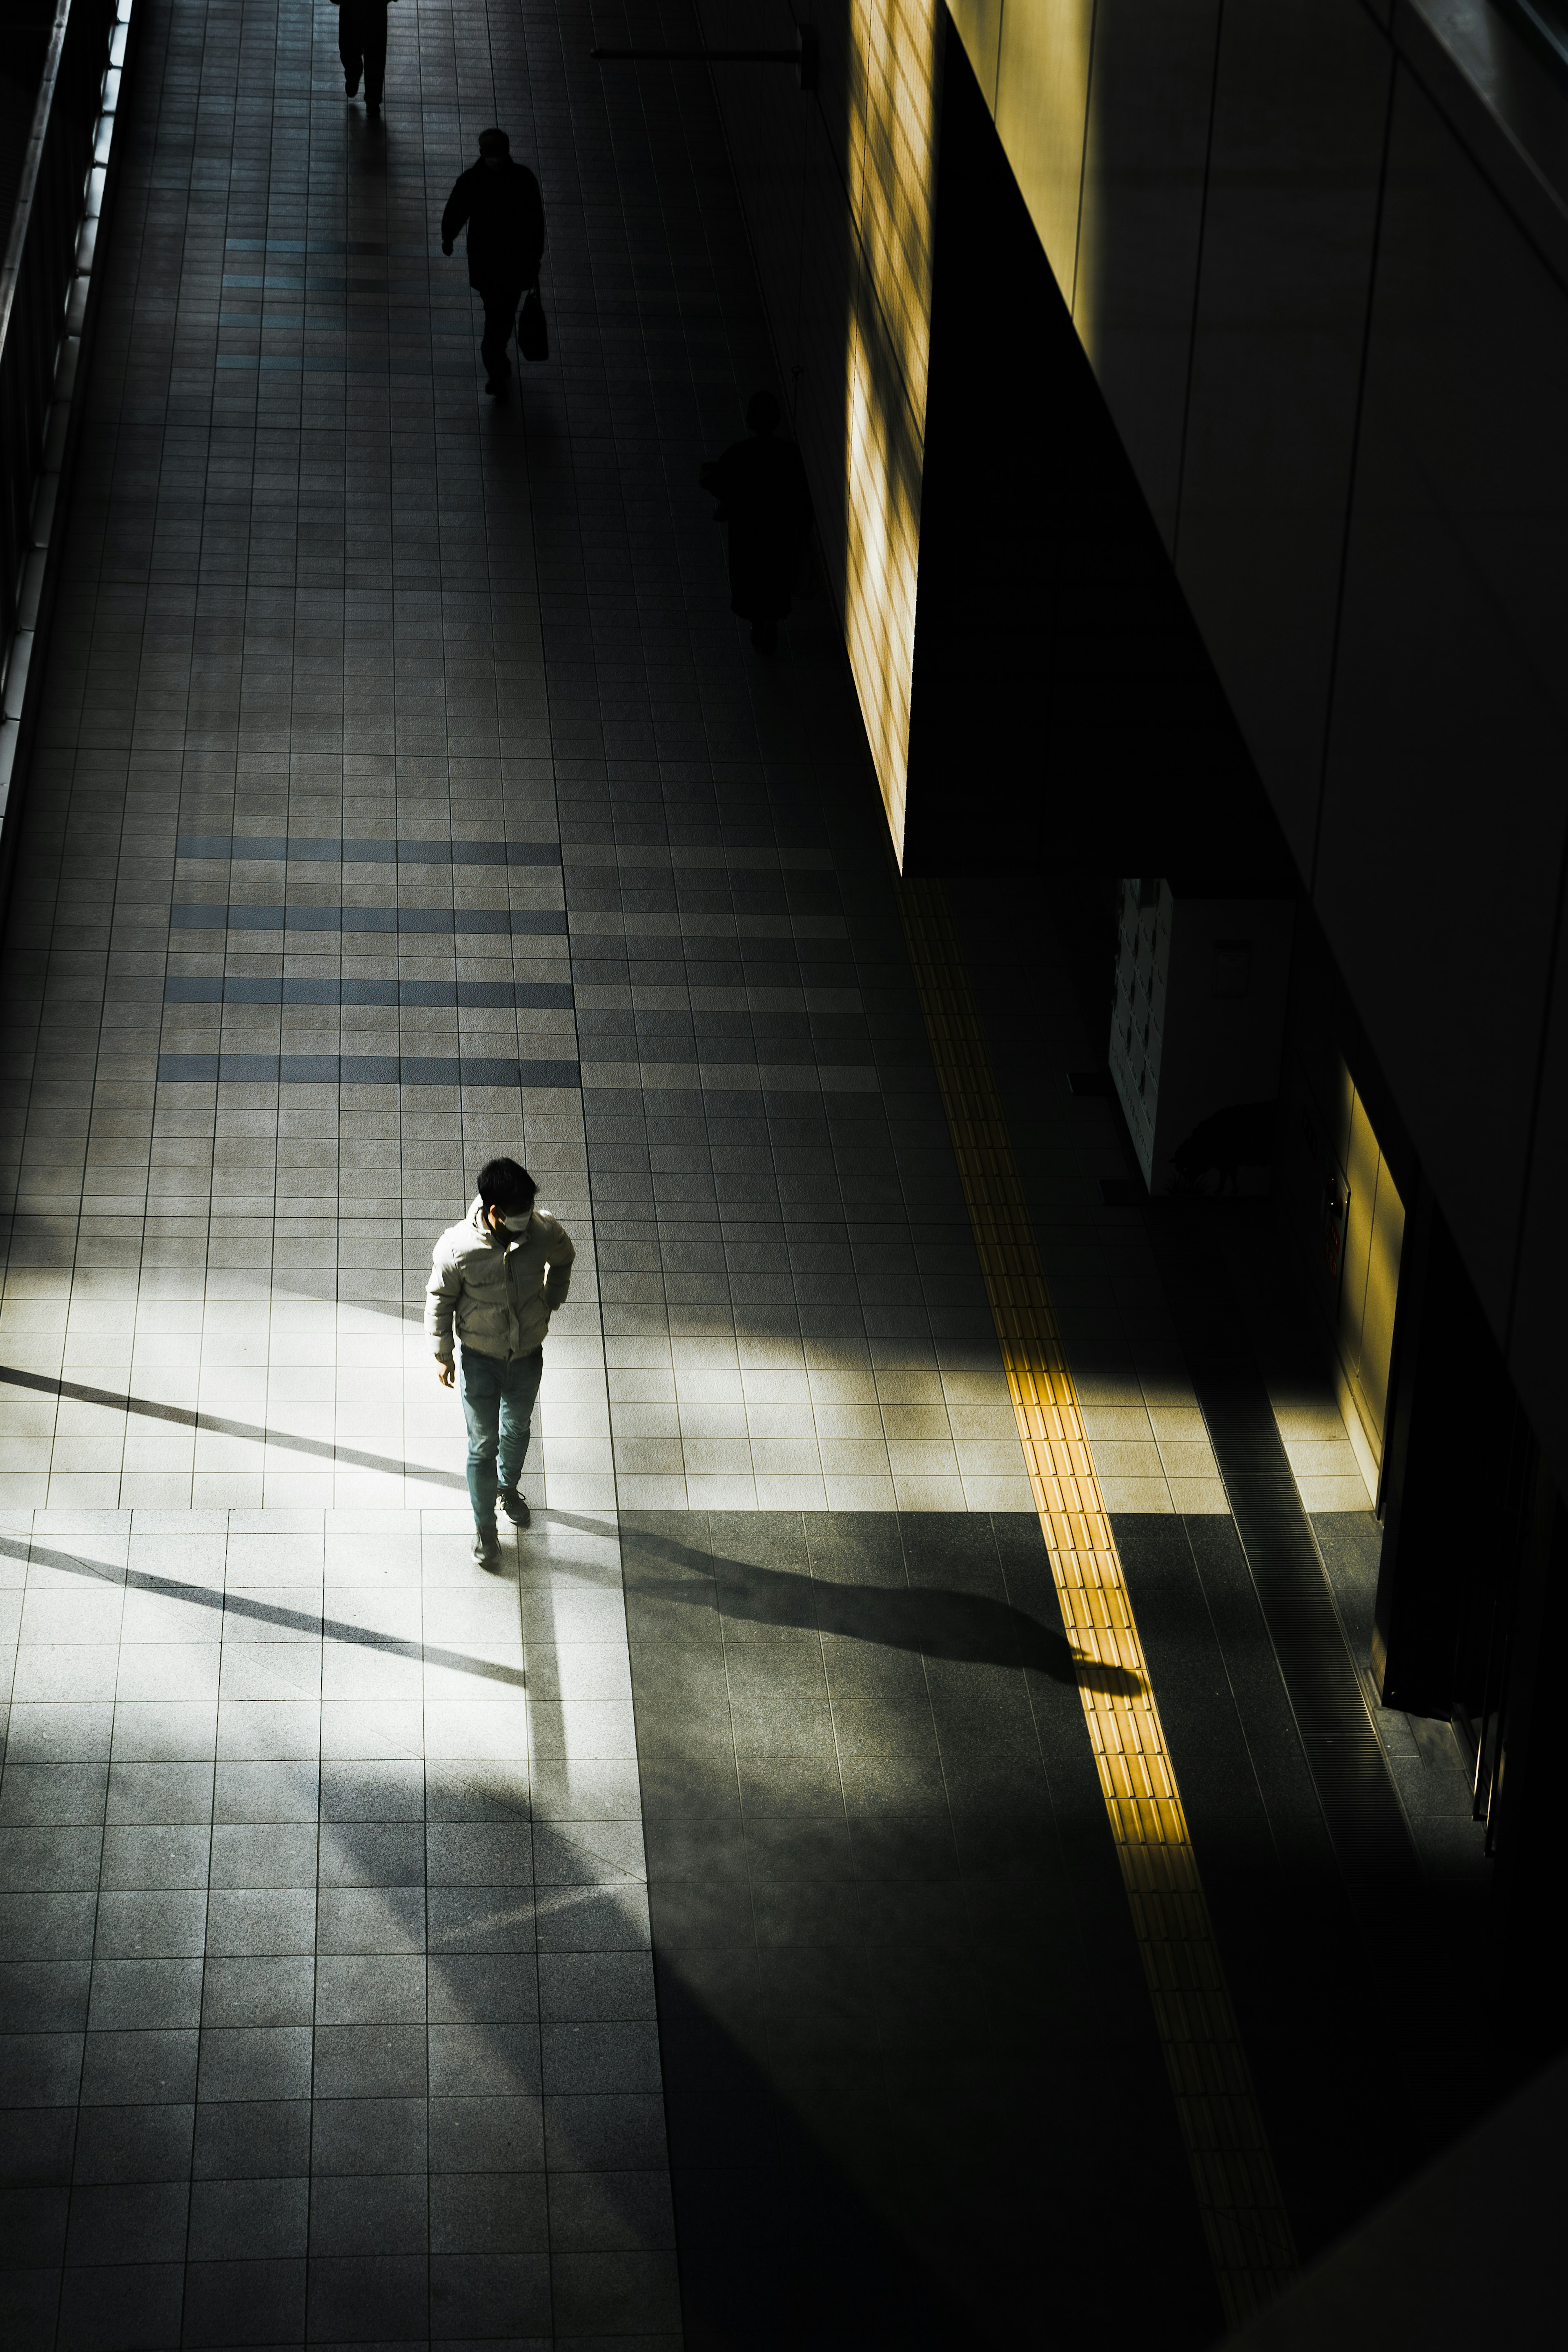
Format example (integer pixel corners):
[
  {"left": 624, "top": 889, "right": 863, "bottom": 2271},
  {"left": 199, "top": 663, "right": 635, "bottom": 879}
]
[
  {"left": 441, "top": 127, "right": 546, "bottom": 400},
  {"left": 699, "top": 390, "right": 813, "bottom": 653},
  {"left": 332, "top": 0, "right": 395, "bottom": 118}
]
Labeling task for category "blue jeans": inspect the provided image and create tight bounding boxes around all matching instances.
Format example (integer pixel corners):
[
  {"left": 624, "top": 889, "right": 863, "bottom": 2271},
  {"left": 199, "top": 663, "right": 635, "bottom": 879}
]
[{"left": 458, "top": 1346, "right": 543, "bottom": 1528}]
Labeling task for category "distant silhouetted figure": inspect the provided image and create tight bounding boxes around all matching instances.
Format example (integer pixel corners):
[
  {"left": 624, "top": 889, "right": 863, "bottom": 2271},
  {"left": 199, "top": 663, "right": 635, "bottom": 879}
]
[
  {"left": 441, "top": 128, "right": 545, "bottom": 401},
  {"left": 700, "top": 391, "right": 813, "bottom": 652},
  {"left": 1169, "top": 1100, "right": 1278, "bottom": 1195},
  {"left": 332, "top": 0, "right": 395, "bottom": 120}
]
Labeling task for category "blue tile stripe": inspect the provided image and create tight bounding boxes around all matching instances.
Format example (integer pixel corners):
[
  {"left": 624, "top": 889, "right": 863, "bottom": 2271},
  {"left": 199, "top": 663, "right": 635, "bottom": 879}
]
[
  {"left": 222, "top": 277, "right": 452, "bottom": 291},
  {"left": 164, "top": 979, "right": 574, "bottom": 1007},
  {"left": 215, "top": 356, "right": 337, "bottom": 372},
  {"left": 215, "top": 358, "right": 478, "bottom": 375},
  {"left": 220, "top": 315, "right": 479, "bottom": 336},
  {"left": 225, "top": 237, "right": 440, "bottom": 257},
  {"left": 176, "top": 836, "right": 563, "bottom": 865},
  {"left": 169, "top": 906, "right": 567, "bottom": 935},
  {"left": 156, "top": 1055, "right": 581, "bottom": 1088}
]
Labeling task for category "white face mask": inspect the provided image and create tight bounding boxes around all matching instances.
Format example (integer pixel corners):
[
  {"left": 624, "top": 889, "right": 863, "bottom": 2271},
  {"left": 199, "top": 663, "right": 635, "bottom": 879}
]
[{"left": 497, "top": 1209, "right": 533, "bottom": 1233}]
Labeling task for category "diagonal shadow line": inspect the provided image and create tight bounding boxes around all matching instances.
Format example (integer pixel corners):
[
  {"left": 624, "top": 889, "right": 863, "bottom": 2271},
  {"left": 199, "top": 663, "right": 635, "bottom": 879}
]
[
  {"left": 0, "top": 1362, "right": 467, "bottom": 1489},
  {"left": 0, "top": 1377, "right": 1137, "bottom": 1692},
  {"left": 0, "top": 1535, "right": 528, "bottom": 1689}
]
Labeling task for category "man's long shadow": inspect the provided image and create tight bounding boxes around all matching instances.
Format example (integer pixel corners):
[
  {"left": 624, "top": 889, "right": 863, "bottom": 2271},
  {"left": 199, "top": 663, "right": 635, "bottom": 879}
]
[{"left": 549, "top": 1509, "right": 1143, "bottom": 1697}]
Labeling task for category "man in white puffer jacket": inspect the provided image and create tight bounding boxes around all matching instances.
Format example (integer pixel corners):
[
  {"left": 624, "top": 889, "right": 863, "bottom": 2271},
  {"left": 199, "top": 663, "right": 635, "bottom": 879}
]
[{"left": 425, "top": 1156, "right": 575, "bottom": 1566}]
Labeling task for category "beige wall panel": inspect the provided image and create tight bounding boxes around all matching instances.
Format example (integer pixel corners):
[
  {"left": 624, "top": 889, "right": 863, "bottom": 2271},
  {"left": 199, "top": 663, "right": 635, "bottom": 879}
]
[
  {"left": 994, "top": 0, "right": 1094, "bottom": 298},
  {"left": 847, "top": 0, "right": 940, "bottom": 439},
  {"left": 1331, "top": 1079, "right": 1405, "bottom": 1467},
  {"left": 842, "top": 0, "right": 943, "bottom": 858},
  {"left": 1359, "top": 1159, "right": 1405, "bottom": 1443},
  {"left": 947, "top": 0, "right": 1004, "bottom": 107},
  {"left": 695, "top": 0, "right": 940, "bottom": 860},
  {"left": 1330, "top": 1053, "right": 1355, "bottom": 1173},
  {"left": 1075, "top": 0, "right": 1219, "bottom": 540},
  {"left": 844, "top": 281, "right": 926, "bottom": 856},
  {"left": 1341, "top": 1086, "right": 1380, "bottom": 1380}
]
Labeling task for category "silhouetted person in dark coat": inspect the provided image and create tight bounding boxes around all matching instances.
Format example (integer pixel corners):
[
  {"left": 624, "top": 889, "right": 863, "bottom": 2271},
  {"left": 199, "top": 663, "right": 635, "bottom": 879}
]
[
  {"left": 699, "top": 391, "right": 813, "bottom": 651},
  {"left": 332, "top": 0, "right": 395, "bottom": 120},
  {"left": 441, "top": 128, "right": 545, "bottom": 401}
]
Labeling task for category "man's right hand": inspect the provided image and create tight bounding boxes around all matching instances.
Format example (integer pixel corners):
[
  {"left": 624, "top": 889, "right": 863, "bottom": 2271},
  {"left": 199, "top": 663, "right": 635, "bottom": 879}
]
[
  {"left": 436, "top": 1361, "right": 455, "bottom": 1388},
  {"left": 441, "top": 241, "right": 453, "bottom": 256}
]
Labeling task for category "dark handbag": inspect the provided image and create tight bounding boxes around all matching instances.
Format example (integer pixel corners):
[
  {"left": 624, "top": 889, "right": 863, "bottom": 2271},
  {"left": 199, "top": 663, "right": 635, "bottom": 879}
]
[{"left": 517, "top": 285, "right": 548, "bottom": 363}]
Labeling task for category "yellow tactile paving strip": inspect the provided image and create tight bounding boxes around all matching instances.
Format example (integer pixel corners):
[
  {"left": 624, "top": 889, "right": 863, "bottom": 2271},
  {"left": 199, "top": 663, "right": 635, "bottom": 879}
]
[{"left": 898, "top": 875, "right": 1297, "bottom": 2326}]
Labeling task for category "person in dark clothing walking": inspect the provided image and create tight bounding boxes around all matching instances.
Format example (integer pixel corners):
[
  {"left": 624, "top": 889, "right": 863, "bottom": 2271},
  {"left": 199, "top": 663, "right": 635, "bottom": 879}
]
[
  {"left": 699, "top": 392, "right": 813, "bottom": 651},
  {"left": 332, "top": 0, "right": 394, "bottom": 120},
  {"left": 441, "top": 129, "right": 545, "bottom": 399}
]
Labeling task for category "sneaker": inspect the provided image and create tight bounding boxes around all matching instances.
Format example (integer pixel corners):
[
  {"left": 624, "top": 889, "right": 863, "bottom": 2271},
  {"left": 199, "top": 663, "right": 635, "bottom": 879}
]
[
  {"left": 366, "top": 99, "right": 381, "bottom": 120},
  {"left": 484, "top": 378, "right": 506, "bottom": 399},
  {"left": 499, "top": 1490, "right": 531, "bottom": 1528},
  {"left": 472, "top": 1528, "right": 502, "bottom": 1570},
  {"left": 345, "top": 74, "right": 359, "bottom": 95}
]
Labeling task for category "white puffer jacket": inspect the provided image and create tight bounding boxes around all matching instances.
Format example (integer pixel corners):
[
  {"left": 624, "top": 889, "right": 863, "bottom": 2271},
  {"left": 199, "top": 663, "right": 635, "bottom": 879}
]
[{"left": 425, "top": 1196, "right": 575, "bottom": 1364}]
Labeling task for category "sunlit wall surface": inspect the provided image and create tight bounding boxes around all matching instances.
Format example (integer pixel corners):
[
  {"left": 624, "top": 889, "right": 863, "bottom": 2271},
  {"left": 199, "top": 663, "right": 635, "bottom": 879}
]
[
  {"left": 1335, "top": 1069, "right": 1404, "bottom": 1474},
  {"left": 842, "top": 0, "right": 942, "bottom": 860},
  {"left": 986, "top": 0, "right": 1091, "bottom": 305},
  {"left": 951, "top": 0, "right": 1208, "bottom": 541},
  {"left": 695, "top": 0, "right": 940, "bottom": 864}
]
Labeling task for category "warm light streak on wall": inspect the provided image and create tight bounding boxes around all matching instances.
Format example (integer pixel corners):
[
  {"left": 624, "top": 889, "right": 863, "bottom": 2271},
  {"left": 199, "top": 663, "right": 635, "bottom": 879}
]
[
  {"left": 1332, "top": 1060, "right": 1406, "bottom": 1484},
  {"left": 974, "top": 0, "right": 1095, "bottom": 331},
  {"left": 835, "top": 0, "right": 1101, "bottom": 858},
  {"left": 841, "top": 0, "right": 942, "bottom": 864}
]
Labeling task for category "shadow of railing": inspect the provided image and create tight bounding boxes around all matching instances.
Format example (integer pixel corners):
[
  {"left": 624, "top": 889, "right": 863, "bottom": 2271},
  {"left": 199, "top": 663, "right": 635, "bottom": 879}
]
[
  {"left": 1, "top": 1532, "right": 526, "bottom": 1687},
  {"left": 0, "top": 1361, "right": 467, "bottom": 1489},
  {"left": 1, "top": 1366, "right": 1141, "bottom": 1698}
]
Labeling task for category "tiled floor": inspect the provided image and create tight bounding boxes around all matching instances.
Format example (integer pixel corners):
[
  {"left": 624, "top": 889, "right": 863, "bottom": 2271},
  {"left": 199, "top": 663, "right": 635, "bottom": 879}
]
[
  {"left": 0, "top": 0, "right": 1037, "bottom": 1524},
  {"left": 0, "top": 1505, "right": 675, "bottom": 2347},
  {"left": 0, "top": 1, "right": 1508, "bottom": 2347},
  {"left": 1, "top": 4, "right": 1167, "bottom": 2344}
]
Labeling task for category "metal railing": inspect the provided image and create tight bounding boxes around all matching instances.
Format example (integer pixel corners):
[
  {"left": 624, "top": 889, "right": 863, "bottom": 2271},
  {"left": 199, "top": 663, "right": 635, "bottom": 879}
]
[{"left": 0, "top": 0, "right": 124, "bottom": 837}]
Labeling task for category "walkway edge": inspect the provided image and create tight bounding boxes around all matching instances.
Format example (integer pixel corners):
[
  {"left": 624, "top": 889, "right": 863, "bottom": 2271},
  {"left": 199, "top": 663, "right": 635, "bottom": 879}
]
[
  {"left": 0, "top": 0, "right": 137, "bottom": 896},
  {"left": 897, "top": 872, "right": 1298, "bottom": 2326}
]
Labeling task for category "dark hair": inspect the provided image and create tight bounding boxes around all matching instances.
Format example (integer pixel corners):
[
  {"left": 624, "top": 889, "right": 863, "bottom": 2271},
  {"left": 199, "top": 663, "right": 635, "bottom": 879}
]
[
  {"left": 746, "top": 390, "right": 780, "bottom": 434},
  {"left": 478, "top": 127, "right": 510, "bottom": 155},
  {"left": 477, "top": 1156, "right": 536, "bottom": 1210}
]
